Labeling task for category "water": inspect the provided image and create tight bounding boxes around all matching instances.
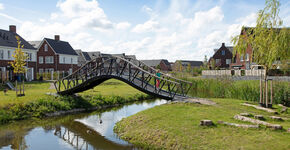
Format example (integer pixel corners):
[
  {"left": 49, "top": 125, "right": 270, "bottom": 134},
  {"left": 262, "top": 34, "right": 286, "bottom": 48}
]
[{"left": 0, "top": 99, "right": 167, "bottom": 150}]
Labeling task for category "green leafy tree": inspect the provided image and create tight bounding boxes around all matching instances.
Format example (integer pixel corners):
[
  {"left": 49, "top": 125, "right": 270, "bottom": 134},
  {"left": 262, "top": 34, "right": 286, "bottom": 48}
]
[
  {"left": 231, "top": 0, "right": 289, "bottom": 71},
  {"left": 187, "top": 63, "right": 192, "bottom": 73},
  {"left": 203, "top": 55, "right": 208, "bottom": 68},
  {"left": 231, "top": 0, "right": 290, "bottom": 107},
  {"left": 9, "top": 36, "right": 28, "bottom": 96}
]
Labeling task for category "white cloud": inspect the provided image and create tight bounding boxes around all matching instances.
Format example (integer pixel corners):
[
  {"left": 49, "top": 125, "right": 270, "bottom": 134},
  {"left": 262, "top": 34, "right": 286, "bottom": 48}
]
[
  {"left": 0, "top": 3, "right": 4, "bottom": 10},
  {"left": 131, "top": 20, "right": 159, "bottom": 33},
  {"left": 15, "top": 0, "right": 284, "bottom": 62},
  {"left": 0, "top": 13, "right": 21, "bottom": 23},
  {"left": 116, "top": 22, "right": 131, "bottom": 30}
]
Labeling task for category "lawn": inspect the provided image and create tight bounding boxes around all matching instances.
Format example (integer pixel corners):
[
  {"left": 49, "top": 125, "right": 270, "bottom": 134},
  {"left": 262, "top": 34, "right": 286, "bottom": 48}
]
[
  {"left": 0, "top": 79, "right": 146, "bottom": 107},
  {"left": 114, "top": 98, "right": 290, "bottom": 150}
]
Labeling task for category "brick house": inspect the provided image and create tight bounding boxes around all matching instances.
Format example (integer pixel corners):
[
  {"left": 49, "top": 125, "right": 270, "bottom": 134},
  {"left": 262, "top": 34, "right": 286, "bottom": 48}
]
[
  {"left": 230, "top": 27, "right": 254, "bottom": 70},
  {"left": 0, "top": 25, "right": 37, "bottom": 81},
  {"left": 37, "top": 35, "right": 78, "bottom": 75},
  {"left": 141, "top": 59, "right": 171, "bottom": 71},
  {"left": 208, "top": 43, "right": 233, "bottom": 69}
]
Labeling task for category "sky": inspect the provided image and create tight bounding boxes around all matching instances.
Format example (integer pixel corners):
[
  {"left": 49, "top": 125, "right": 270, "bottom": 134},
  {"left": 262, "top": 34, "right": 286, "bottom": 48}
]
[{"left": 0, "top": 0, "right": 289, "bottom": 62}]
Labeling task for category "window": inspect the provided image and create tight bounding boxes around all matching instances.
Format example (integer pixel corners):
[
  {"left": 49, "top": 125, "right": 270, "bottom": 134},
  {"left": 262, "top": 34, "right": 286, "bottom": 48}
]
[
  {"left": 226, "top": 59, "right": 231, "bottom": 64},
  {"left": 39, "top": 68, "right": 43, "bottom": 73},
  {"left": 71, "top": 58, "right": 73, "bottom": 64},
  {"left": 39, "top": 56, "right": 43, "bottom": 64},
  {"left": 7, "top": 51, "right": 11, "bottom": 59},
  {"left": 221, "top": 50, "right": 225, "bottom": 55},
  {"left": 27, "top": 53, "right": 32, "bottom": 61},
  {"left": 0, "top": 50, "right": 3, "bottom": 59},
  {"left": 45, "top": 56, "right": 54, "bottom": 64},
  {"left": 245, "top": 53, "right": 249, "bottom": 61},
  {"left": 240, "top": 55, "right": 244, "bottom": 62},
  {"left": 63, "top": 57, "right": 65, "bottom": 63},
  {"left": 215, "top": 59, "right": 221, "bottom": 64},
  {"left": 44, "top": 44, "right": 48, "bottom": 51}
]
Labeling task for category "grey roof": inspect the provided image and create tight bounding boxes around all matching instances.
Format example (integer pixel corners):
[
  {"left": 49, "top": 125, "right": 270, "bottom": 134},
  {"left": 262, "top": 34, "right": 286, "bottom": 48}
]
[
  {"left": 82, "top": 52, "right": 91, "bottom": 61},
  {"left": 177, "top": 60, "right": 203, "bottom": 67},
  {"left": 28, "top": 41, "right": 41, "bottom": 49},
  {"left": 141, "top": 59, "right": 170, "bottom": 67},
  {"left": 0, "top": 29, "right": 36, "bottom": 50},
  {"left": 87, "top": 51, "right": 101, "bottom": 59},
  {"left": 214, "top": 46, "right": 233, "bottom": 53},
  {"left": 45, "top": 38, "right": 78, "bottom": 55}
]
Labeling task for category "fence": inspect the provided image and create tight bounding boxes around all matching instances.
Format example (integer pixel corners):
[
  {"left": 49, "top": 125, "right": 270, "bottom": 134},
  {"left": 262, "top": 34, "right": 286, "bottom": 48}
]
[{"left": 202, "top": 70, "right": 266, "bottom": 76}]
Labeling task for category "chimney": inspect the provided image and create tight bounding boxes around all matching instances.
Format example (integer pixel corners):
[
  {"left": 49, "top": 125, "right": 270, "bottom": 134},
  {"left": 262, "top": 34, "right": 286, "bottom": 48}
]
[
  {"left": 222, "top": 43, "right": 225, "bottom": 47},
  {"left": 9, "top": 25, "right": 16, "bottom": 33},
  {"left": 55, "top": 35, "right": 60, "bottom": 41}
]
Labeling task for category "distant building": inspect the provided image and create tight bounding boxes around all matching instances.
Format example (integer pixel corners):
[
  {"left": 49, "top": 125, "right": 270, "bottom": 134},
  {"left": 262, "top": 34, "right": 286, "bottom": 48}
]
[
  {"left": 0, "top": 25, "right": 37, "bottom": 81},
  {"left": 208, "top": 43, "right": 233, "bottom": 69},
  {"left": 75, "top": 49, "right": 91, "bottom": 67},
  {"left": 141, "top": 59, "right": 171, "bottom": 71},
  {"left": 172, "top": 60, "right": 203, "bottom": 71},
  {"left": 37, "top": 35, "right": 78, "bottom": 75}
]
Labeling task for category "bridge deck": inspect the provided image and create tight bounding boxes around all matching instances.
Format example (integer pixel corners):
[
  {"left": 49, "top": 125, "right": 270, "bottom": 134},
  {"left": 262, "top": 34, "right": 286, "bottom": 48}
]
[{"left": 55, "top": 56, "right": 192, "bottom": 100}]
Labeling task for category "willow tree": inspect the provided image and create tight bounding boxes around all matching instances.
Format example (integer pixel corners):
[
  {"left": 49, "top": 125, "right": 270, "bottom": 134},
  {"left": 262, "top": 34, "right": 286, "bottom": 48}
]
[
  {"left": 10, "top": 36, "right": 28, "bottom": 96},
  {"left": 231, "top": 0, "right": 290, "bottom": 107}
]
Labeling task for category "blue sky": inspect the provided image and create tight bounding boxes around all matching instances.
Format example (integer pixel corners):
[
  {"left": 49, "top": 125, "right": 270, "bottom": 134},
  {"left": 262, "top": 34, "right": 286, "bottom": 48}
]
[{"left": 0, "top": 0, "right": 289, "bottom": 61}]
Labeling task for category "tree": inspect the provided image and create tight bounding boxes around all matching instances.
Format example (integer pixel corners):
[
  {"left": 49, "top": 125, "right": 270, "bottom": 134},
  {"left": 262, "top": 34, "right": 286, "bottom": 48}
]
[
  {"left": 231, "top": 0, "right": 289, "bottom": 70},
  {"left": 174, "top": 61, "right": 183, "bottom": 72},
  {"left": 203, "top": 55, "right": 208, "bottom": 68},
  {"left": 210, "top": 59, "right": 216, "bottom": 70},
  {"left": 9, "top": 36, "right": 28, "bottom": 96},
  {"left": 186, "top": 63, "right": 192, "bottom": 73},
  {"left": 231, "top": 0, "right": 290, "bottom": 107}
]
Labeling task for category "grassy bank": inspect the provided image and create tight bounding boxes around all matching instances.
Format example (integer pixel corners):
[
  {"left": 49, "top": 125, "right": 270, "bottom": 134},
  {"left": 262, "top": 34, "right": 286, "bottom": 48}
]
[
  {"left": 0, "top": 79, "right": 152, "bottom": 124},
  {"left": 184, "top": 78, "right": 289, "bottom": 106},
  {"left": 114, "top": 99, "right": 290, "bottom": 150}
]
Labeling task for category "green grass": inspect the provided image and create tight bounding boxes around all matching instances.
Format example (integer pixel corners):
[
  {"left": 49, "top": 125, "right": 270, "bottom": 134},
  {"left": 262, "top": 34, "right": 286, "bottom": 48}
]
[
  {"left": 0, "top": 79, "right": 152, "bottom": 124},
  {"left": 0, "top": 79, "right": 146, "bottom": 107},
  {"left": 114, "top": 98, "right": 290, "bottom": 150}
]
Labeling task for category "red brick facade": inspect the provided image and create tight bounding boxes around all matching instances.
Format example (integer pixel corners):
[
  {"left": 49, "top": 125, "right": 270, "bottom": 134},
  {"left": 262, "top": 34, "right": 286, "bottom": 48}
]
[
  {"left": 37, "top": 40, "right": 78, "bottom": 73},
  {"left": 209, "top": 43, "right": 233, "bottom": 69},
  {"left": 159, "top": 61, "right": 171, "bottom": 71},
  {"left": 230, "top": 30, "right": 253, "bottom": 69}
]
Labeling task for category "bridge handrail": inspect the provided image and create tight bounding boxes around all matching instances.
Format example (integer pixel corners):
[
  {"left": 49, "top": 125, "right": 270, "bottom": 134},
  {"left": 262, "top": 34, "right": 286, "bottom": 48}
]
[
  {"left": 56, "top": 56, "right": 181, "bottom": 85},
  {"left": 126, "top": 57, "right": 192, "bottom": 84}
]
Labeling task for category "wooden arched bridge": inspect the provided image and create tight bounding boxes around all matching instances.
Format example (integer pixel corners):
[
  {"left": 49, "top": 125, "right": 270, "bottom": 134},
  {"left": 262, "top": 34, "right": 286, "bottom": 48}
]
[{"left": 54, "top": 56, "right": 192, "bottom": 100}]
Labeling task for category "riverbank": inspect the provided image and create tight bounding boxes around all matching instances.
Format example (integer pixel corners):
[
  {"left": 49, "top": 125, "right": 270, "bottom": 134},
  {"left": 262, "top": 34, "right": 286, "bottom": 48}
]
[
  {"left": 114, "top": 98, "right": 290, "bottom": 150},
  {"left": 0, "top": 79, "right": 153, "bottom": 124}
]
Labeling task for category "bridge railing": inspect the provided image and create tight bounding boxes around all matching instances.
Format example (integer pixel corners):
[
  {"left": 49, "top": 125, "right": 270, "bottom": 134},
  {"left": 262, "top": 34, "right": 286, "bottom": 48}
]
[{"left": 54, "top": 56, "right": 192, "bottom": 98}]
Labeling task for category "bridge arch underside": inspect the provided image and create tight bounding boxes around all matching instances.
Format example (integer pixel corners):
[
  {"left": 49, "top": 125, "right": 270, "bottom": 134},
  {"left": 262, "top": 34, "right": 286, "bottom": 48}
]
[{"left": 58, "top": 75, "right": 174, "bottom": 100}]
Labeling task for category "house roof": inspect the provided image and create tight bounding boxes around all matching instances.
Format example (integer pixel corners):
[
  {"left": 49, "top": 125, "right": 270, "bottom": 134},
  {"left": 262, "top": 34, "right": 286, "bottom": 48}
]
[
  {"left": 0, "top": 29, "right": 36, "bottom": 50},
  {"left": 177, "top": 60, "right": 203, "bottom": 67},
  {"left": 141, "top": 59, "right": 170, "bottom": 67},
  {"left": 28, "top": 41, "right": 42, "bottom": 49},
  {"left": 44, "top": 38, "right": 78, "bottom": 55},
  {"left": 82, "top": 52, "right": 91, "bottom": 61}
]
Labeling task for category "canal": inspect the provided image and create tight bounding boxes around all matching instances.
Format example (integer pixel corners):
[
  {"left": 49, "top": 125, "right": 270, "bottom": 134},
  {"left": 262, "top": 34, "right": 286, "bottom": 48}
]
[{"left": 0, "top": 99, "right": 167, "bottom": 150}]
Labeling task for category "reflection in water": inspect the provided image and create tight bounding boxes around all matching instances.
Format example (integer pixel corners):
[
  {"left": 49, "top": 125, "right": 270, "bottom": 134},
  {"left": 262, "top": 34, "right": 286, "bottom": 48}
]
[{"left": 0, "top": 99, "right": 167, "bottom": 150}]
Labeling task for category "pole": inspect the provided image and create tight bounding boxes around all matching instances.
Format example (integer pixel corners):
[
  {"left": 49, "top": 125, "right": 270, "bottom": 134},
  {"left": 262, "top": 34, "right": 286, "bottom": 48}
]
[
  {"left": 270, "top": 79, "right": 273, "bottom": 108},
  {"left": 265, "top": 79, "right": 268, "bottom": 108},
  {"left": 259, "top": 70, "right": 263, "bottom": 106}
]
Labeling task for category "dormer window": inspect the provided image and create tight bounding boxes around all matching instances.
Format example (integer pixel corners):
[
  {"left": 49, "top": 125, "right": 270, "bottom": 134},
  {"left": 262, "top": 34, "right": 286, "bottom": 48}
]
[
  {"left": 44, "top": 44, "right": 48, "bottom": 51},
  {"left": 221, "top": 50, "right": 225, "bottom": 55}
]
